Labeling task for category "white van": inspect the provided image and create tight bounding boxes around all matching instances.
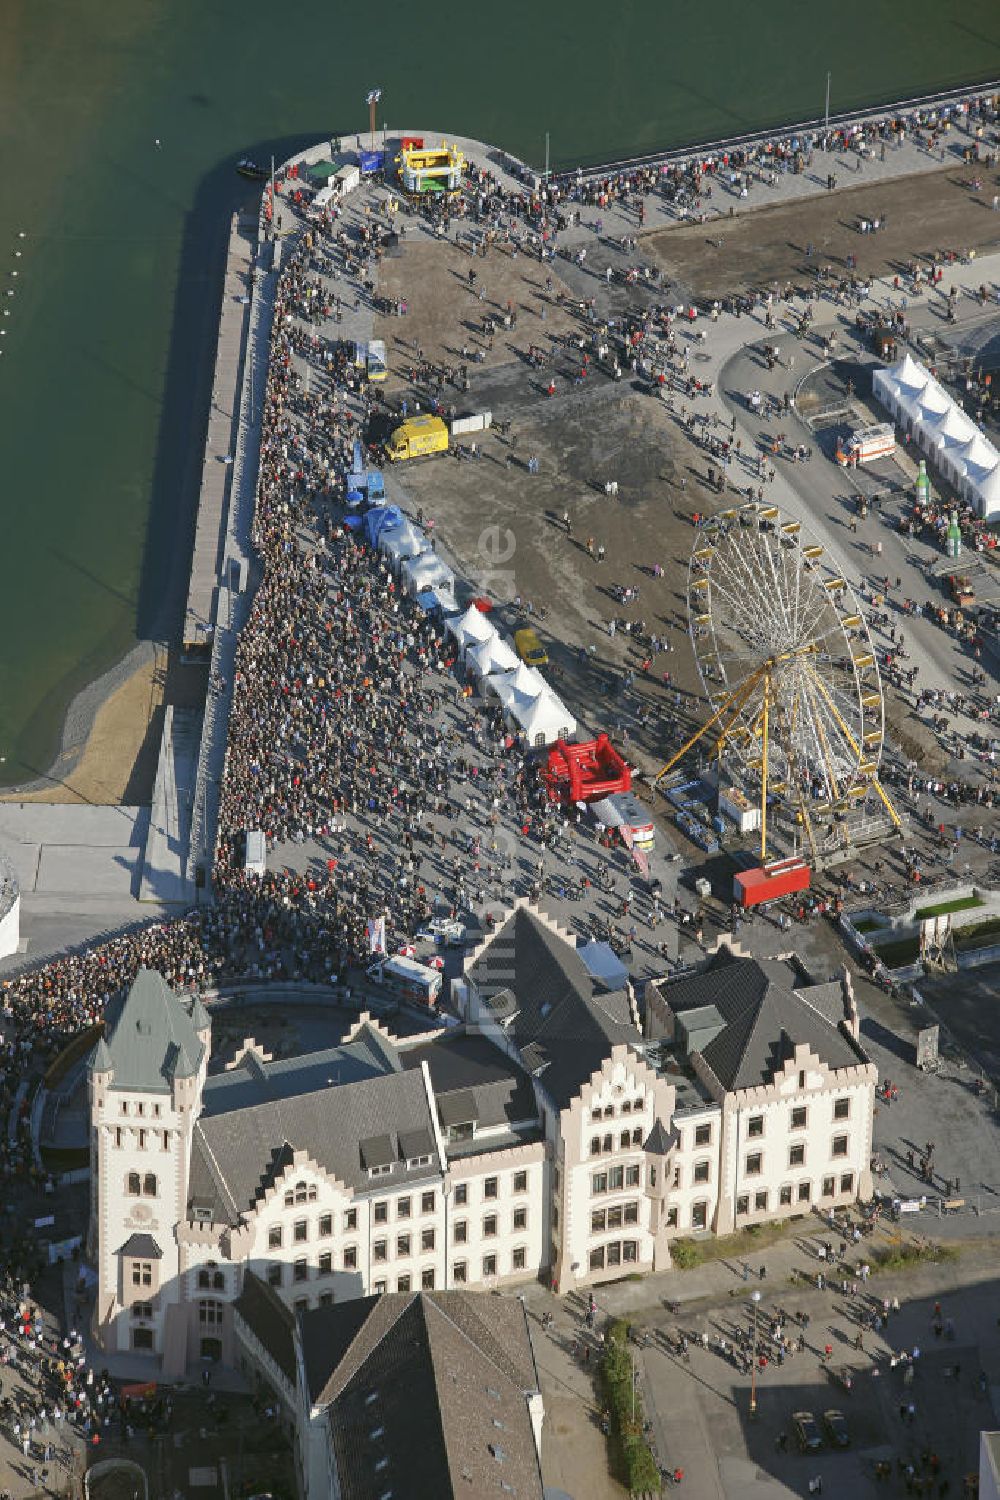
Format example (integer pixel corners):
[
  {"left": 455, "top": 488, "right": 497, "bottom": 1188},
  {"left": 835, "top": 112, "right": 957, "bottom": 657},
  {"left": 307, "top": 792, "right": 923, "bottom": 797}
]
[
  {"left": 243, "top": 830, "right": 266, "bottom": 877},
  {"left": 365, "top": 955, "right": 442, "bottom": 1006}
]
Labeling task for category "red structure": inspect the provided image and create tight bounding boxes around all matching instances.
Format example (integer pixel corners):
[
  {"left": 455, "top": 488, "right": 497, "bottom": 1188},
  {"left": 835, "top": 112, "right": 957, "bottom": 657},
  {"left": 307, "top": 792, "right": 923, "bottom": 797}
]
[
  {"left": 542, "top": 735, "right": 632, "bottom": 804},
  {"left": 733, "top": 857, "right": 810, "bottom": 908}
]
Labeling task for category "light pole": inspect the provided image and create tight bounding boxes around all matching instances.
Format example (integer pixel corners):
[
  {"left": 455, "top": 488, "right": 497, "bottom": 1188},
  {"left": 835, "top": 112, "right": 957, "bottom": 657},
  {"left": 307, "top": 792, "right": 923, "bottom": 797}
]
[
  {"left": 366, "top": 89, "right": 382, "bottom": 151},
  {"left": 749, "top": 1289, "right": 761, "bottom": 1417},
  {"left": 824, "top": 72, "right": 831, "bottom": 134}
]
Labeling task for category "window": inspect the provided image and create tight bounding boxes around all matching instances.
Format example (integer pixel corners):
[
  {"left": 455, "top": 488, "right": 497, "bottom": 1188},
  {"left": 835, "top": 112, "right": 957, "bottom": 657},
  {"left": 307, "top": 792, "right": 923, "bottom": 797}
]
[
  {"left": 591, "top": 1209, "right": 606, "bottom": 1233},
  {"left": 832, "top": 1135, "right": 849, "bottom": 1158},
  {"left": 131, "top": 1261, "right": 152, "bottom": 1288},
  {"left": 344, "top": 1246, "right": 358, "bottom": 1270},
  {"left": 591, "top": 1137, "right": 602, "bottom": 1156},
  {"left": 840, "top": 1172, "right": 854, "bottom": 1194},
  {"left": 512, "top": 1247, "right": 526, "bottom": 1271},
  {"left": 632, "top": 1127, "right": 643, "bottom": 1146},
  {"left": 603, "top": 1134, "right": 613, "bottom": 1154},
  {"left": 797, "top": 1181, "right": 811, "bottom": 1203},
  {"left": 745, "top": 1152, "right": 763, "bottom": 1176},
  {"left": 633, "top": 1097, "right": 644, "bottom": 1114},
  {"left": 422, "top": 1268, "right": 435, "bottom": 1290},
  {"left": 115, "top": 1127, "right": 123, "bottom": 1148},
  {"left": 737, "top": 1195, "right": 750, "bottom": 1216},
  {"left": 609, "top": 1166, "right": 624, "bottom": 1191},
  {"left": 454, "top": 1220, "right": 468, "bottom": 1244},
  {"left": 453, "top": 1261, "right": 467, "bottom": 1283},
  {"left": 747, "top": 1115, "right": 764, "bottom": 1138},
  {"left": 132, "top": 1328, "right": 153, "bottom": 1350},
  {"left": 397, "top": 1234, "right": 411, "bottom": 1257},
  {"left": 608, "top": 1205, "right": 623, "bottom": 1230},
  {"left": 152, "top": 1105, "right": 160, "bottom": 1118},
  {"left": 199, "top": 1300, "right": 223, "bottom": 1326},
  {"left": 624, "top": 1202, "right": 639, "bottom": 1225},
  {"left": 591, "top": 1107, "right": 602, "bottom": 1123},
  {"left": 513, "top": 1171, "right": 527, "bottom": 1193},
  {"left": 622, "top": 1100, "right": 632, "bottom": 1115},
  {"left": 136, "top": 1103, "right": 145, "bottom": 1118},
  {"left": 694, "top": 1123, "right": 712, "bottom": 1147},
  {"left": 127, "top": 1172, "right": 141, "bottom": 1196},
  {"left": 603, "top": 1105, "right": 614, "bottom": 1119},
  {"left": 482, "top": 1255, "right": 497, "bottom": 1277},
  {"left": 623, "top": 1240, "right": 638, "bottom": 1263},
  {"left": 592, "top": 1172, "right": 608, "bottom": 1195},
  {"left": 319, "top": 1252, "right": 332, "bottom": 1275},
  {"left": 267, "top": 1264, "right": 282, "bottom": 1287},
  {"left": 693, "top": 1160, "right": 710, "bottom": 1184},
  {"left": 373, "top": 1240, "right": 388, "bottom": 1263},
  {"left": 589, "top": 1246, "right": 605, "bottom": 1271},
  {"left": 397, "top": 1275, "right": 411, "bottom": 1293},
  {"left": 691, "top": 1202, "right": 708, "bottom": 1230},
  {"left": 754, "top": 1191, "right": 768, "bottom": 1212},
  {"left": 484, "top": 1177, "right": 498, "bottom": 1200},
  {"left": 789, "top": 1143, "right": 806, "bottom": 1167},
  {"left": 120, "top": 1102, "right": 129, "bottom": 1116},
  {"left": 293, "top": 1259, "right": 308, "bottom": 1283},
  {"left": 421, "top": 1228, "right": 435, "bottom": 1252},
  {"left": 137, "top": 1130, "right": 146, "bottom": 1151},
  {"left": 666, "top": 1207, "right": 678, "bottom": 1228},
  {"left": 607, "top": 1242, "right": 621, "bottom": 1267},
  {"left": 374, "top": 1280, "right": 387, "bottom": 1295},
  {"left": 345, "top": 1208, "right": 358, "bottom": 1231},
  {"left": 319, "top": 1214, "right": 332, "bottom": 1237},
  {"left": 799, "top": 1070, "right": 806, "bottom": 1089},
  {"left": 374, "top": 1201, "right": 388, "bottom": 1224},
  {"left": 198, "top": 1269, "right": 211, "bottom": 1289},
  {"left": 834, "top": 1097, "right": 851, "bottom": 1121},
  {"left": 319, "top": 1293, "right": 333, "bottom": 1307},
  {"left": 161, "top": 1131, "right": 169, "bottom": 1151},
  {"left": 294, "top": 1298, "right": 309, "bottom": 1315},
  {"left": 513, "top": 1206, "right": 527, "bottom": 1231},
  {"left": 620, "top": 1130, "right": 631, "bottom": 1150},
  {"left": 779, "top": 1185, "right": 792, "bottom": 1206},
  {"left": 822, "top": 1176, "right": 835, "bottom": 1198},
  {"left": 421, "top": 1191, "right": 435, "bottom": 1214},
  {"left": 143, "top": 1173, "right": 157, "bottom": 1197},
  {"left": 791, "top": 1106, "right": 807, "bottom": 1130},
  {"left": 294, "top": 1219, "right": 308, "bottom": 1243},
  {"left": 454, "top": 1184, "right": 468, "bottom": 1206},
  {"left": 132, "top": 1301, "right": 153, "bottom": 1319},
  {"left": 397, "top": 1197, "right": 411, "bottom": 1219}
]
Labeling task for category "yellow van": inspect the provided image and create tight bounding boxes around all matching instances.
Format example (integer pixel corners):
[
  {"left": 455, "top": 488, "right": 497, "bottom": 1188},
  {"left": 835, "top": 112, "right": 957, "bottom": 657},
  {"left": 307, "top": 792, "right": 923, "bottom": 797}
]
[
  {"left": 386, "top": 414, "right": 449, "bottom": 462},
  {"left": 514, "top": 627, "right": 548, "bottom": 667}
]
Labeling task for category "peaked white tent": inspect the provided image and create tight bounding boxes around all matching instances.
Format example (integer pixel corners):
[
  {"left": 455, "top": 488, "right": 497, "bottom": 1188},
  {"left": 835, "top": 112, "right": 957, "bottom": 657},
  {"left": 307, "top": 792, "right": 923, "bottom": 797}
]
[
  {"left": 487, "top": 661, "right": 547, "bottom": 709},
  {"left": 466, "top": 633, "right": 520, "bottom": 685},
  {"left": 873, "top": 353, "right": 1000, "bottom": 519},
  {"left": 400, "top": 551, "right": 456, "bottom": 600},
  {"left": 445, "top": 603, "right": 497, "bottom": 657},
  {"left": 516, "top": 686, "right": 577, "bottom": 746}
]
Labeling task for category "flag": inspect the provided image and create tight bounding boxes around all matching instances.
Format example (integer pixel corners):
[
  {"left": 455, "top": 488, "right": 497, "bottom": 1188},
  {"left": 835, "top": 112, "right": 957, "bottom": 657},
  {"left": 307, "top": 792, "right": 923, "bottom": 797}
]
[{"left": 366, "top": 915, "right": 386, "bottom": 955}]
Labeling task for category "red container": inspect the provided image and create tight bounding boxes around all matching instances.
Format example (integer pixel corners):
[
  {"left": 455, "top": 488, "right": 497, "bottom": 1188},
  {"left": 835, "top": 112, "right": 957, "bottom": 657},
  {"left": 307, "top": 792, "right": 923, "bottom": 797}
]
[{"left": 734, "top": 858, "right": 810, "bottom": 908}]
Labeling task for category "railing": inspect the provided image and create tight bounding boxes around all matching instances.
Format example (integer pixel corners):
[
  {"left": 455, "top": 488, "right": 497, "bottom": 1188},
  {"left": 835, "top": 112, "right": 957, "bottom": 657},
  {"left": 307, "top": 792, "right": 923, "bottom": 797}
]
[{"left": 544, "top": 77, "right": 1000, "bottom": 184}]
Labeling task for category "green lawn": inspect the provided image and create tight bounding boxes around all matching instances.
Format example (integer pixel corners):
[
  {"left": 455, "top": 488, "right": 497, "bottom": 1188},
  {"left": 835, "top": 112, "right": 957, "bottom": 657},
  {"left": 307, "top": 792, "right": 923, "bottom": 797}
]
[{"left": 915, "top": 894, "right": 984, "bottom": 920}]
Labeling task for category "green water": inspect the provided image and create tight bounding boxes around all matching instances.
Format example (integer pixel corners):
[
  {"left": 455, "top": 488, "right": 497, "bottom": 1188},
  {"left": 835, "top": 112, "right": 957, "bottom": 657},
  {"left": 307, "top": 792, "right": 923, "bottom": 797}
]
[{"left": 2, "top": 0, "right": 1000, "bottom": 786}]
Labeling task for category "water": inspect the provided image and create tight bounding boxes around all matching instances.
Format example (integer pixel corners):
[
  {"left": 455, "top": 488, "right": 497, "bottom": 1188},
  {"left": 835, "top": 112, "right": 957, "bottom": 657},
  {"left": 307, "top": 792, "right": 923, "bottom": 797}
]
[{"left": 1, "top": 0, "right": 999, "bottom": 786}]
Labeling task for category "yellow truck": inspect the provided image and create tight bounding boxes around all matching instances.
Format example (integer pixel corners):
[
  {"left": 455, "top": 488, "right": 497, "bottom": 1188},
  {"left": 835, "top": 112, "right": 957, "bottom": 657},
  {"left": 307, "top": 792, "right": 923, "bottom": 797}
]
[{"left": 386, "top": 414, "right": 449, "bottom": 462}]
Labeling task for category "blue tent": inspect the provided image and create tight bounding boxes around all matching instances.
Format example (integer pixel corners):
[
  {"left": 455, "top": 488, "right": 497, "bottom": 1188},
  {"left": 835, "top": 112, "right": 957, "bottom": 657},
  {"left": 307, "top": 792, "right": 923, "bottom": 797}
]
[{"left": 363, "top": 504, "right": 403, "bottom": 549}]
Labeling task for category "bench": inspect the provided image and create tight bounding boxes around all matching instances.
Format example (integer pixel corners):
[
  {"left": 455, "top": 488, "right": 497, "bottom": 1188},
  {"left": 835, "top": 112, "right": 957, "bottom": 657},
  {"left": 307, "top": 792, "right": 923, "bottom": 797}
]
[{"left": 942, "top": 1197, "right": 965, "bottom": 1214}]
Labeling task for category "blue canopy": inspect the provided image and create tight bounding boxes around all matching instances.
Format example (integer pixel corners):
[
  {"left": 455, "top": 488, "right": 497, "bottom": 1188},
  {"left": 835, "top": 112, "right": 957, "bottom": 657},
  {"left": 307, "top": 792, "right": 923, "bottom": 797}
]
[{"left": 363, "top": 504, "right": 403, "bottom": 548}]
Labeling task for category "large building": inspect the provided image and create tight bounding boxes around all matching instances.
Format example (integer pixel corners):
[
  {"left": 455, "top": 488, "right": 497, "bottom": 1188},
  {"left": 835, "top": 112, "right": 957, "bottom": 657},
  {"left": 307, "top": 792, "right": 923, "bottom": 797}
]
[{"left": 87, "top": 904, "right": 877, "bottom": 1373}]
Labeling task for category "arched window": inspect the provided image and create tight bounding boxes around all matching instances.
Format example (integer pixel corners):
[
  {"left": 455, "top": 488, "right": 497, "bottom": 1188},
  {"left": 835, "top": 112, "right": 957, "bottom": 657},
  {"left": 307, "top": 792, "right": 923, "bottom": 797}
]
[
  {"left": 126, "top": 1172, "right": 141, "bottom": 1196},
  {"left": 198, "top": 1269, "right": 211, "bottom": 1289},
  {"left": 213, "top": 1271, "right": 225, "bottom": 1290},
  {"left": 143, "top": 1173, "right": 157, "bottom": 1197}
]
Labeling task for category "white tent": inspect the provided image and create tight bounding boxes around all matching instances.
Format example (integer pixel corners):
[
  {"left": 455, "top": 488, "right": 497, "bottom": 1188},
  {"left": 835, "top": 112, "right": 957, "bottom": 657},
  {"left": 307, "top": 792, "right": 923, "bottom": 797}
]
[
  {"left": 466, "top": 633, "right": 520, "bottom": 684},
  {"left": 873, "top": 353, "right": 1000, "bottom": 519},
  {"left": 516, "top": 687, "right": 577, "bottom": 746},
  {"left": 445, "top": 603, "right": 497, "bottom": 657},
  {"left": 401, "top": 551, "right": 456, "bottom": 600},
  {"left": 379, "top": 519, "right": 428, "bottom": 569},
  {"left": 487, "top": 661, "right": 547, "bottom": 709}
]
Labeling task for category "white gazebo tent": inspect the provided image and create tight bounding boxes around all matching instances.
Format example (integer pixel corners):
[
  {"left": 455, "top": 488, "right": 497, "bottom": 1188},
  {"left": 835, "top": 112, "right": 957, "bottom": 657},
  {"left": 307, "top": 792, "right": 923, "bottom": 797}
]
[
  {"left": 486, "top": 661, "right": 547, "bottom": 710},
  {"left": 445, "top": 603, "right": 497, "bottom": 658},
  {"left": 379, "top": 519, "right": 428, "bottom": 571},
  {"left": 400, "top": 551, "right": 456, "bottom": 602},
  {"left": 515, "top": 686, "right": 577, "bottom": 746},
  {"left": 465, "top": 633, "right": 520, "bottom": 686}
]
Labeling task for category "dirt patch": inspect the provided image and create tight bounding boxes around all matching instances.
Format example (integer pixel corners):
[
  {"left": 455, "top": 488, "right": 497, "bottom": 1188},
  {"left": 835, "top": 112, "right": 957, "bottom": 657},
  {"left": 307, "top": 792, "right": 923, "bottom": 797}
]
[{"left": 645, "top": 162, "right": 1000, "bottom": 300}]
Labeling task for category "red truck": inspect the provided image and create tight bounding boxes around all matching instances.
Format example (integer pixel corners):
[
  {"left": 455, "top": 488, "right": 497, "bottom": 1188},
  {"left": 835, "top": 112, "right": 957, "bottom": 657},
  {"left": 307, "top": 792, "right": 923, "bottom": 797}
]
[{"left": 733, "top": 858, "right": 810, "bottom": 908}]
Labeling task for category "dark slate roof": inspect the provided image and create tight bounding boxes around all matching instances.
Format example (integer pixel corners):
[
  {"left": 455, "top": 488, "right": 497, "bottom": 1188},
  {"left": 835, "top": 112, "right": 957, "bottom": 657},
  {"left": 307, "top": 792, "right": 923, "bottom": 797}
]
[
  {"left": 464, "top": 907, "right": 640, "bottom": 1108},
  {"left": 234, "top": 1270, "right": 296, "bottom": 1387},
  {"left": 102, "top": 969, "right": 205, "bottom": 1093},
  {"left": 116, "top": 1233, "right": 163, "bottom": 1260},
  {"left": 644, "top": 1119, "right": 675, "bottom": 1156},
  {"left": 301, "top": 1292, "right": 543, "bottom": 1500},
  {"left": 399, "top": 1030, "right": 539, "bottom": 1132},
  {"left": 657, "top": 953, "right": 867, "bottom": 1091},
  {"left": 189, "top": 1066, "right": 440, "bottom": 1224}
]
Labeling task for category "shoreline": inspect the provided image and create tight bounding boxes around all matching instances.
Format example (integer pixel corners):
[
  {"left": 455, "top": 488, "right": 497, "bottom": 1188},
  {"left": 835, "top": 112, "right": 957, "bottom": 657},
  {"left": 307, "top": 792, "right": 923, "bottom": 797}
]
[{"left": 7, "top": 78, "right": 1000, "bottom": 810}]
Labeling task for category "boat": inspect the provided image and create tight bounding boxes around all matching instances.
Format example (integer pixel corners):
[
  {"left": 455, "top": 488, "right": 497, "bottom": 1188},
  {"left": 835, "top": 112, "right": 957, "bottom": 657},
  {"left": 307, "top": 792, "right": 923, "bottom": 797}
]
[{"left": 236, "top": 158, "right": 268, "bottom": 182}]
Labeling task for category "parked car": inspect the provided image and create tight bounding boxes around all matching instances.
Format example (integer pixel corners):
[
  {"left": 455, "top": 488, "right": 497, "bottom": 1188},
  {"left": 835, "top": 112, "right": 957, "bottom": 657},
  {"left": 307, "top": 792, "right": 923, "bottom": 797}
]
[
  {"left": 822, "top": 1410, "right": 850, "bottom": 1448},
  {"left": 514, "top": 627, "right": 548, "bottom": 667},
  {"left": 793, "top": 1411, "right": 823, "bottom": 1453}
]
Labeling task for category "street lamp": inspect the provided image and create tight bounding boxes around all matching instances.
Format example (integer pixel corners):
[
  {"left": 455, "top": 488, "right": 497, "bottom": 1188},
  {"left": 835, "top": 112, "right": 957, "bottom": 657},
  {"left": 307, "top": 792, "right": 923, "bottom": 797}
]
[
  {"left": 366, "top": 89, "right": 382, "bottom": 150},
  {"left": 749, "top": 1289, "right": 761, "bottom": 1418}
]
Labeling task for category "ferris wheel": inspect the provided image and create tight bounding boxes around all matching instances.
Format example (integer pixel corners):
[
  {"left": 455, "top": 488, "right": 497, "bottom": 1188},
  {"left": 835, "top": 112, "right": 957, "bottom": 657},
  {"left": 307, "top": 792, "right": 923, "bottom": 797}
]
[{"left": 657, "top": 500, "right": 900, "bottom": 859}]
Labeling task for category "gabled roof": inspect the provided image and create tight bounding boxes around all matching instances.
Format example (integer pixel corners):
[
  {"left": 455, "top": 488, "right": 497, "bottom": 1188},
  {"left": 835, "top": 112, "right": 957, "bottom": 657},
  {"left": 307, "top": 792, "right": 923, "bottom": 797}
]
[
  {"left": 398, "top": 1031, "right": 539, "bottom": 1134},
  {"left": 465, "top": 907, "right": 639, "bottom": 1109},
  {"left": 655, "top": 952, "right": 867, "bottom": 1092},
  {"left": 101, "top": 969, "right": 205, "bottom": 1093},
  {"left": 300, "top": 1291, "right": 543, "bottom": 1500},
  {"left": 116, "top": 1233, "right": 163, "bottom": 1260}
]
